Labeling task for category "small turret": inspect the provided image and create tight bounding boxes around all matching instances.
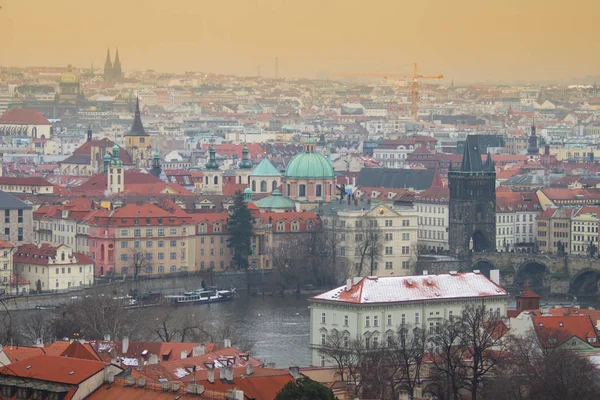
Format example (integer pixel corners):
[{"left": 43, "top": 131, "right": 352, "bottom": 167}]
[
  {"left": 205, "top": 134, "right": 219, "bottom": 170},
  {"left": 239, "top": 132, "right": 253, "bottom": 170},
  {"left": 150, "top": 148, "right": 162, "bottom": 178},
  {"left": 103, "top": 152, "right": 111, "bottom": 174}
]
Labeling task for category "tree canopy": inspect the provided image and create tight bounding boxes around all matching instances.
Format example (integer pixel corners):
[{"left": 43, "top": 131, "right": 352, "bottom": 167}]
[
  {"left": 275, "top": 378, "right": 336, "bottom": 400},
  {"left": 227, "top": 191, "right": 254, "bottom": 269}
]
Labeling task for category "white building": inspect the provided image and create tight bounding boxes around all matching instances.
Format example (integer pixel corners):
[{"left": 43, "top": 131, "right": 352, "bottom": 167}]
[
  {"left": 414, "top": 175, "right": 449, "bottom": 252},
  {"left": 14, "top": 243, "right": 94, "bottom": 292},
  {"left": 309, "top": 271, "right": 507, "bottom": 366},
  {"left": 0, "top": 109, "right": 52, "bottom": 139},
  {"left": 496, "top": 192, "right": 541, "bottom": 252}
]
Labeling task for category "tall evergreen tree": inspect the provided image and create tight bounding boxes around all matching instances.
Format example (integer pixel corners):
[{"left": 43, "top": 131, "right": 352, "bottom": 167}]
[{"left": 227, "top": 191, "right": 254, "bottom": 269}]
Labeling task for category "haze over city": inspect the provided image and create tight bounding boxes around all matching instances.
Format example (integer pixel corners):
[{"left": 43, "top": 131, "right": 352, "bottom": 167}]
[{"left": 1, "top": 0, "right": 599, "bottom": 83}]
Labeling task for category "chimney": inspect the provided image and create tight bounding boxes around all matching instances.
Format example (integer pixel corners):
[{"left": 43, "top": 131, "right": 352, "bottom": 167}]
[
  {"left": 122, "top": 336, "right": 129, "bottom": 354},
  {"left": 345, "top": 278, "right": 352, "bottom": 291},
  {"left": 171, "top": 382, "right": 181, "bottom": 392},
  {"left": 104, "top": 334, "right": 111, "bottom": 341},
  {"left": 422, "top": 270, "right": 428, "bottom": 275},
  {"left": 246, "top": 363, "right": 254, "bottom": 375},
  {"left": 490, "top": 269, "right": 500, "bottom": 286},
  {"left": 35, "top": 338, "right": 43, "bottom": 348},
  {"left": 137, "top": 377, "right": 146, "bottom": 388},
  {"left": 223, "top": 338, "right": 231, "bottom": 348},
  {"left": 136, "top": 357, "right": 143, "bottom": 371},
  {"left": 289, "top": 366, "right": 300, "bottom": 380},
  {"left": 226, "top": 389, "right": 245, "bottom": 400},
  {"left": 207, "top": 366, "right": 215, "bottom": 384},
  {"left": 148, "top": 354, "right": 159, "bottom": 365},
  {"left": 180, "top": 349, "right": 187, "bottom": 359},
  {"left": 187, "top": 383, "right": 205, "bottom": 395},
  {"left": 223, "top": 365, "right": 234, "bottom": 382},
  {"left": 192, "top": 344, "right": 205, "bottom": 357},
  {"left": 103, "top": 365, "right": 114, "bottom": 383}
]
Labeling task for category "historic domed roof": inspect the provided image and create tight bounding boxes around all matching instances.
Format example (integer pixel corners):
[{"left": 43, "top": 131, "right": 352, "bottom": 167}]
[
  {"left": 60, "top": 69, "right": 79, "bottom": 84},
  {"left": 284, "top": 139, "right": 334, "bottom": 179},
  {"left": 251, "top": 158, "right": 280, "bottom": 177},
  {"left": 253, "top": 189, "right": 296, "bottom": 210}
]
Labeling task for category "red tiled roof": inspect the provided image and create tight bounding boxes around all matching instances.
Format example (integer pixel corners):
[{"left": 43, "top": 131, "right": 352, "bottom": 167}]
[
  {"left": 0, "top": 176, "right": 52, "bottom": 186},
  {"left": 0, "top": 239, "right": 14, "bottom": 249},
  {"left": 14, "top": 244, "right": 94, "bottom": 266},
  {"left": 532, "top": 315, "right": 600, "bottom": 347},
  {"left": 0, "top": 346, "right": 45, "bottom": 363},
  {"left": 0, "top": 109, "right": 51, "bottom": 125},
  {"left": 60, "top": 341, "right": 102, "bottom": 361},
  {"left": 0, "top": 355, "right": 108, "bottom": 385},
  {"left": 87, "top": 378, "right": 227, "bottom": 399}
]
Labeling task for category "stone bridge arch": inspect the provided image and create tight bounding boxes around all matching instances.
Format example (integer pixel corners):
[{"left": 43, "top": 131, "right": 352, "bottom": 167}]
[
  {"left": 570, "top": 268, "right": 600, "bottom": 295},
  {"left": 471, "top": 259, "right": 497, "bottom": 278},
  {"left": 515, "top": 260, "right": 551, "bottom": 291}
]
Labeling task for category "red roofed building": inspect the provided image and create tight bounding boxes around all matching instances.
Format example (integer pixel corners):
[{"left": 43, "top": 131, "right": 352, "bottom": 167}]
[
  {"left": 0, "top": 176, "right": 54, "bottom": 195},
  {"left": 59, "top": 138, "right": 133, "bottom": 176},
  {"left": 84, "top": 204, "right": 195, "bottom": 277},
  {"left": 14, "top": 243, "right": 94, "bottom": 293},
  {"left": 414, "top": 170, "right": 450, "bottom": 252},
  {"left": 0, "top": 109, "right": 52, "bottom": 139},
  {"left": 0, "top": 355, "right": 122, "bottom": 400},
  {"left": 536, "top": 207, "right": 574, "bottom": 255},
  {"left": 495, "top": 191, "right": 541, "bottom": 252}
]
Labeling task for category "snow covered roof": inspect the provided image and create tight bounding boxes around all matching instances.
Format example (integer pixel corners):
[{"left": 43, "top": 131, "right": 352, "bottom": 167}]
[{"left": 311, "top": 272, "right": 507, "bottom": 304}]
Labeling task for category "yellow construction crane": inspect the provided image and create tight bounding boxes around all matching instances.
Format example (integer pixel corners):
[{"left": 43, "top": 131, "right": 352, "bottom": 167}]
[{"left": 332, "top": 63, "right": 443, "bottom": 121}]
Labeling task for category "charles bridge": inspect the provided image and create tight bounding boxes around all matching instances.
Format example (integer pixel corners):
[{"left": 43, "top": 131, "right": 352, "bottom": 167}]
[{"left": 417, "top": 252, "right": 600, "bottom": 295}]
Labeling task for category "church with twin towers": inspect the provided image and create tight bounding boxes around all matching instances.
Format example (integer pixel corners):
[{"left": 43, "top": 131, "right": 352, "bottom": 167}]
[{"left": 103, "top": 48, "right": 123, "bottom": 83}]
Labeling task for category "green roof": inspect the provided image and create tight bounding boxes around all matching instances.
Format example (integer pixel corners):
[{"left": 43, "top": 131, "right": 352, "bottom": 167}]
[
  {"left": 250, "top": 158, "right": 281, "bottom": 177},
  {"left": 284, "top": 152, "right": 334, "bottom": 179},
  {"left": 253, "top": 189, "right": 296, "bottom": 209}
]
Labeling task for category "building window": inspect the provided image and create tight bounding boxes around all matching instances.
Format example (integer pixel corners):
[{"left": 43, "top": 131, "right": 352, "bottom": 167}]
[
  {"left": 401, "top": 246, "right": 410, "bottom": 254},
  {"left": 4, "top": 210, "right": 9, "bottom": 223},
  {"left": 170, "top": 265, "right": 177, "bottom": 273},
  {"left": 321, "top": 312, "right": 326, "bottom": 324},
  {"left": 170, "top": 252, "right": 177, "bottom": 260},
  {"left": 158, "top": 229, "right": 165, "bottom": 237},
  {"left": 365, "top": 316, "right": 370, "bottom": 327},
  {"left": 120, "top": 229, "right": 128, "bottom": 237},
  {"left": 316, "top": 184, "right": 322, "bottom": 197},
  {"left": 158, "top": 240, "right": 164, "bottom": 248},
  {"left": 387, "top": 314, "right": 392, "bottom": 326},
  {"left": 402, "top": 233, "right": 409, "bottom": 240},
  {"left": 321, "top": 333, "right": 326, "bottom": 345},
  {"left": 18, "top": 228, "right": 23, "bottom": 241},
  {"left": 344, "top": 315, "right": 349, "bottom": 326},
  {"left": 402, "top": 261, "right": 410, "bottom": 269},
  {"left": 415, "top": 313, "right": 420, "bottom": 324},
  {"left": 134, "top": 229, "right": 141, "bottom": 237},
  {"left": 170, "top": 240, "right": 177, "bottom": 247},
  {"left": 146, "top": 241, "right": 152, "bottom": 248},
  {"left": 299, "top": 184, "right": 306, "bottom": 197},
  {"left": 385, "top": 219, "right": 392, "bottom": 227},
  {"left": 402, "top": 220, "right": 410, "bottom": 226},
  {"left": 385, "top": 247, "right": 393, "bottom": 255},
  {"left": 385, "top": 262, "right": 393, "bottom": 269},
  {"left": 373, "top": 315, "right": 379, "bottom": 327}
]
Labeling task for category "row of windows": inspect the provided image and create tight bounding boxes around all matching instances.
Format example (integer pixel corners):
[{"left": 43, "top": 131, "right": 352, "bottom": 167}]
[
  {"left": 418, "top": 230, "right": 445, "bottom": 240},
  {"left": 419, "top": 216, "right": 445, "bottom": 227},
  {"left": 122, "top": 265, "right": 178, "bottom": 274},
  {"left": 120, "top": 252, "right": 185, "bottom": 262},
  {"left": 416, "top": 205, "right": 445, "bottom": 214},
  {"left": 127, "top": 228, "right": 185, "bottom": 237},
  {"left": 121, "top": 240, "right": 182, "bottom": 249},
  {"left": 572, "top": 235, "right": 597, "bottom": 243},
  {"left": 573, "top": 225, "right": 598, "bottom": 233},
  {"left": 2, "top": 227, "right": 24, "bottom": 241}
]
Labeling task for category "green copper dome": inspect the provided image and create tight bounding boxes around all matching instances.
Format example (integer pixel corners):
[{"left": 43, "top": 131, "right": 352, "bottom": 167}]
[
  {"left": 254, "top": 189, "right": 296, "bottom": 209},
  {"left": 284, "top": 151, "right": 334, "bottom": 179},
  {"left": 251, "top": 158, "right": 280, "bottom": 177}
]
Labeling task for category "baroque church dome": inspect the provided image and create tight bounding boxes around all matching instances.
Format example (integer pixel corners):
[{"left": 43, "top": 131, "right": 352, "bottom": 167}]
[{"left": 284, "top": 138, "right": 334, "bottom": 179}]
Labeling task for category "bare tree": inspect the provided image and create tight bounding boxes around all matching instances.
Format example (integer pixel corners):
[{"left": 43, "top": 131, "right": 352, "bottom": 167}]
[
  {"left": 354, "top": 217, "right": 383, "bottom": 276},
  {"left": 429, "top": 318, "right": 467, "bottom": 400},
  {"left": 458, "top": 305, "right": 508, "bottom": 400},
  {"left": 486, "top": 328, "right": 600, "bottom": 400},
  {"left": 387, "top": 324, "right": 429, "bottom": 399},
  {"left": 131, "top": 250, "right": 152, "bottom": 280},
  {"left": 49, "top": 289, "right": 143, "bottom": 340},
  {"left": 17, "top": 311, "right": 54, "bottom": 344},
  {"left": 318, "top": 332, "right": 371, "bottom": 399}
]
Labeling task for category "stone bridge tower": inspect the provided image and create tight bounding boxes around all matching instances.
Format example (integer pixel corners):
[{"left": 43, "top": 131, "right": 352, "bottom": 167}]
[{"left": 449, "top": 135, "right": 496, "bottom": 254}]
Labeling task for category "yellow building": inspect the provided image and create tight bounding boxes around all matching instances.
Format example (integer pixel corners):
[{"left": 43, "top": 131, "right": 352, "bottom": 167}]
[{"left": 570, "top": 207, "right": 600, "bottom": 255}]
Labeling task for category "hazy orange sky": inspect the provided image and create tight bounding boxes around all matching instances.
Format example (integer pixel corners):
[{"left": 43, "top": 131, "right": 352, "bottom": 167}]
[{"left": 0, "top": 0, "right": 598, "bottom": 83}]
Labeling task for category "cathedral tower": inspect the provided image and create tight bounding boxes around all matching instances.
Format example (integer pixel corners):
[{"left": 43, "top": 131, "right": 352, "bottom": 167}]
[
  {"left": 103, "top": 48, "right": 113, "bottom": 82},
  {"left": 113, "top": 48, "right": 123, "bottom": 81},
  {"left": 448, "top": 135, "right": 496, "bottom": 254}
]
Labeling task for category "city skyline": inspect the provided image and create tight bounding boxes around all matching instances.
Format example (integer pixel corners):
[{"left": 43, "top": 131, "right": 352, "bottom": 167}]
[{"left": 1, "top": 0, "right": 599, "bottom": 83}]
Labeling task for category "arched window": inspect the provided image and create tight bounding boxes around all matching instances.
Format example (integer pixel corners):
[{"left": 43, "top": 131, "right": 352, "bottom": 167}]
[
  {"left": 214, "top": 176, "right": 218, "bottom": 185},
  {"left": 291, "top": 221, "right": 299, "bottom": 232},
  {"left": 110, "top": 175, "right": 113, "bottom": 185},
  {"left": 117, "top": 175, "right": 121, "bottom": 184},
  {"left": 100, "top": 244, "right": 105, "bottom": 261},
  {"left": 299, "top": 184, "right": 306, "bottom": 197},
  {"left": 205, "top": 176, "right": 208, "bottom": 184},
  {"left": 260, "top": 180, "right": 267, "bottom": 192},
  {"left": 316, "top": 184, "right": 322, "bottom": 197},
  {"left": 198, "top": 223, "right": 207, "bottom": 233},
  {"left": 252, "top": 180, "right": 256, "bottom": 192},
  {"left": 287, "top": 184, "right": 291, "bottom": 196},
  {"left": 272, "top": 180, "right": 278, "bottom": 191},
  {"left": 277, "top": 221, "right": 285, "bottom": 232}
]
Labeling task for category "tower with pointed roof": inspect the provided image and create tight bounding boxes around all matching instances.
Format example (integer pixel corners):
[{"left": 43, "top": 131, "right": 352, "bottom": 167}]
[
  {"left": 448, "top": 135, "right": 496, "bottom": 254},
  {"left": 202, "top": 135, "right": 223, "bottom": 195},
  {"left": 236, "top": 132, "right": 253, "bottom": 185},
  {"left": 107, "top": 142, "right": 124, "bottom": 193},
  {"left": 103, "top": 48, "right": 113, "bottom": 82},
  {"left": 112, "top": 48, "right": 123, "bottom": 81},
  {"left": 527, "top": 121, "right": 540, "bottom": 156},
  {"left": 125, "top": 97, "right": 152, "bottom": 168},
  {"left": 150, "top": 148, "right": 162, "bottom": 179}
]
